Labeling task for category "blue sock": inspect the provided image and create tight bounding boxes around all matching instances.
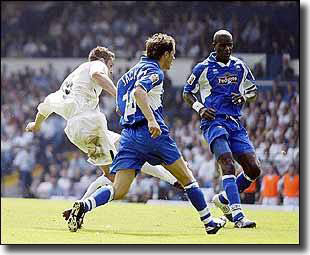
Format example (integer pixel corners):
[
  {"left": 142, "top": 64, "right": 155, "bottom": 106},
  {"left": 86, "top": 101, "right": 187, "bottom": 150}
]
[
  {"left": 236, "top": 172, "right": 253, "bottom": 193},
  {"left": 184, "top": 182, "right": 212, "bottom": 224},
  {"left": 222, "top": 175, "right": 244, "bottom": 221},
  {"left": 219, "top": 193, "right": 229, "bottom": 205},
  {"left": 222, "top": 176, "right": 241, "bottom": 206},
  {"left": 83, "top": 185, "right": 114, "bottom": 212}
]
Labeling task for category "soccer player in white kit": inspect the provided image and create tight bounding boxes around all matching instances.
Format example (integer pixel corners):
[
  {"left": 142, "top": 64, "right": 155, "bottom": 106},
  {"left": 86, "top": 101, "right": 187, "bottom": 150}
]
[{"left": 25, "top": 46, "right": 180, "bottom": 227}]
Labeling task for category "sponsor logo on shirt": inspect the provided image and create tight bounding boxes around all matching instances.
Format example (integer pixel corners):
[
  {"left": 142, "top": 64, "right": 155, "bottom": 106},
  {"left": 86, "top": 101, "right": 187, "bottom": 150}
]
[{"left": 218, "top": 73, "right": 238, "bottom": 85}]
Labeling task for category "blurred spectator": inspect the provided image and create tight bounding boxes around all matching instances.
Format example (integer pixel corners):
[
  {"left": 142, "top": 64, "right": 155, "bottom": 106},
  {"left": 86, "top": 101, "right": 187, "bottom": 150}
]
[
  {"left": 241, "top": 180, "right": 258, "bottom": 205},
  {"left": 48, "top": 176, "right": 64, "bottom": 198},
  {"left": 13, "top": 146, "right": 35, "bottom": 197},
  {"left": 259, "top": 165, "right": 280, "bottom": 205},
  {"left": 35, "top": 173, "right": 52, "bottom": 199},
  {"left": 57, "top": 168, "right": 72, "bottom": 198},
  {"left": 278, "top": 165, "right": 299, "bottom": 206}
]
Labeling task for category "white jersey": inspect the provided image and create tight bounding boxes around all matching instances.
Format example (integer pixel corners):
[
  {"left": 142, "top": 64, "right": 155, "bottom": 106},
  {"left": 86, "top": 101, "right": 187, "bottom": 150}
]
[
  {"left": 37, "top": 60, "right": 119, "bottom": 166},
  {"left": 37, "top": 60, "right": 108, "bottom": 120}
]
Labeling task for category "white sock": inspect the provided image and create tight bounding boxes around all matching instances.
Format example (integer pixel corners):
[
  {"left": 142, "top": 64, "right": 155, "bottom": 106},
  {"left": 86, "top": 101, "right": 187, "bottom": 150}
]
[
  {"left": 141, "top": 162, "right": 177, "bottom": 185},
  {"left": 81, "top": 175, "right": 112, "bottom": 201}
]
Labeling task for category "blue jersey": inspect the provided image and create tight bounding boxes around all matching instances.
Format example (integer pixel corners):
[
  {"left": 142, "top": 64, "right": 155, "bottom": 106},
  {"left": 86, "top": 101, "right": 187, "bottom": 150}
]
[
  {"left": 117, "top": 56, "right": 169, "bottom": 133},
  {"left": 184, "top": 52, "right": 256, "bottom": 120}
]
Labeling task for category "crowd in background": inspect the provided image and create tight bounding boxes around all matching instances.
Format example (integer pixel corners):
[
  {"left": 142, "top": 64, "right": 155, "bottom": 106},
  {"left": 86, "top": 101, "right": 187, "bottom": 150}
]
[
  {"left": 2, "top": 2, "right": 298, "bottom": 64},
  {"left": 1, "top": 63, "right": 299, "bottom": 205},
  {"left": 1, "top": 1, "right": 299, "bottom": 205}
]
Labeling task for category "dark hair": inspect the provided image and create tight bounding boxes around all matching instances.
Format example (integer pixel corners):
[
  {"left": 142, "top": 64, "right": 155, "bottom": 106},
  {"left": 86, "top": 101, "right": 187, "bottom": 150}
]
[
  {"left": 145, "top": 33, "right": 175, "bottom": 60},
  {"left": 88, "top": 46, "right": 115, "bottom": 63}
]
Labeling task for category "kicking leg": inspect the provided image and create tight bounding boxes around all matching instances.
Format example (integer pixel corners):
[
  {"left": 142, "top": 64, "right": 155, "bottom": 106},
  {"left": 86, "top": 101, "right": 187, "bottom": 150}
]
[{"left": 141, "top": 162, "right": 180, "bottom": 187}]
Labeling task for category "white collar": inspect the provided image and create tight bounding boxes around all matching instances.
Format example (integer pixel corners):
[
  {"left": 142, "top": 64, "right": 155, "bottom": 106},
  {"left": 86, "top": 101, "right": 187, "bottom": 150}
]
[{"left": 217, "top": 60, "right": 231, "bottom": 67}]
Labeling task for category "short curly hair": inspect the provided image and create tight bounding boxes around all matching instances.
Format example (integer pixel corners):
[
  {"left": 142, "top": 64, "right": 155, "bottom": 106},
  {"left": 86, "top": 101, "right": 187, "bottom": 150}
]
[
  {"left": 88, "top": 46, "right": 115, "bottom": 63},
  {"left": 145, "top": 33, "right": 175, "bottom": 60}
]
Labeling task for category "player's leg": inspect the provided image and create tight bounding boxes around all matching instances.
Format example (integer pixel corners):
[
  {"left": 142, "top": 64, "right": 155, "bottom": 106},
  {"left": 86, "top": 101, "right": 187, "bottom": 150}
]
[
  {"left": 212, "top": 136, "right": 256, "bottom": 228},
  {"left": 162, "top": 157, "right": 226, "bottom": 234},
  {"left": 79, "top": 166, "right": 113, "bottom": 201},
  {"left": 141, "top": 162, "right": 182, "bottom": 188},
  {"left": 233, "top": 153, "right": 261, "bottom": 193},
  {"left": 216, "top": 130, "right": 261, "bottom": 211},
  {"left": 68, "top": 169, "right": 136, "bottom": 232}
]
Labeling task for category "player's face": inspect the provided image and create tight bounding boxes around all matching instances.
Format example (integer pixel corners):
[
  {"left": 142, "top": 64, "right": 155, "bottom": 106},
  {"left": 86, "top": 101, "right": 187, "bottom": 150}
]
[
  {"left": 214, "top": 35, "right": 233, "bottom": 63},
  {"left": 106, "top": 59, "right": 114, "bottom": 78},
  {"left": 162, "top": 45, "right": 176, "bottom": 70}
]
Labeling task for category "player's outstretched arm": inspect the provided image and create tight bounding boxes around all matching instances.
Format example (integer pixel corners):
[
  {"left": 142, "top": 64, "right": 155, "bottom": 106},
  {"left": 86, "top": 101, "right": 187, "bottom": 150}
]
[
  {"left": 183, "top": 91, "right": 216, "bottom": 121},
  {"left": 92, "top": 72, "right": 116, "bottom": 98},
  {"left": 134, "top": 86, "right": 161, "bottom": 138},
  {"left": 25, "top": 112, "right": 47, "bottom": 132}
]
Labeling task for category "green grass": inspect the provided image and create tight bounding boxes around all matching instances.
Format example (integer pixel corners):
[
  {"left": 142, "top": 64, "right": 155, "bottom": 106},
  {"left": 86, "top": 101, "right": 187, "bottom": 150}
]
[{"left": 1, "top": 198, "right": 299, "bottom": 244}]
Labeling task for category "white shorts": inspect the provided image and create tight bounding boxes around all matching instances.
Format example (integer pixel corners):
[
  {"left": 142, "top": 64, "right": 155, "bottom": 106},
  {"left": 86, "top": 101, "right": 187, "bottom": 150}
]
[
  {"left": 283, "top": 197, "right": 299, "bottom": 206},
  {"left": 64, "top": 110, "right": 120, "bottom": 166},
  {"left": 262, "top": 197, "right": 278, "bottom": 206}
]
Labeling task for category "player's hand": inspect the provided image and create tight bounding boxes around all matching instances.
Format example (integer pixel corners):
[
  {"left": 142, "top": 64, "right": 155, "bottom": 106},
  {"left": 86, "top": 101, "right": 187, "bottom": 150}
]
[
  {"left": 231, "top": 93, "right": 246, "bottom": 105},
  {"left": 148, "top": 120, "right": 162, "bottom": 138},
  {"left": 25, "top": 122, "right": 40, "bottom": 132},
  {"left": 199, "top": 107, "right": 216, "bottom": 121}
]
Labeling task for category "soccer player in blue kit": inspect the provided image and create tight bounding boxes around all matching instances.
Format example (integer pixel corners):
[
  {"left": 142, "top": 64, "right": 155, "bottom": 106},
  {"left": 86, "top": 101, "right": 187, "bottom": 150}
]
[
  {"left": 67, "top": 33, "right": 226, "bottom": 234},
  {"left": 183, "top": 30, "right": 261, "bottom": 228}
]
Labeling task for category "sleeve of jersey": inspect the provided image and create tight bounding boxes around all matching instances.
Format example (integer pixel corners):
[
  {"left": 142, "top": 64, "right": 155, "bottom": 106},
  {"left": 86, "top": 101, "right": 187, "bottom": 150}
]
[
  {"left": 183, "top": 63, "right": 204, "bottom": 94},
  {"left": 89, "top": 60, "right": 108, "bottom": 78},
  {"left": 37, "top": 93, "right": 55, "bottom": 118},
  {"left": 135, "top": 69, "right": 163, "bottom": 92},
  {"left": 239, "top": 63, "right": 257, "bottom": 98}
]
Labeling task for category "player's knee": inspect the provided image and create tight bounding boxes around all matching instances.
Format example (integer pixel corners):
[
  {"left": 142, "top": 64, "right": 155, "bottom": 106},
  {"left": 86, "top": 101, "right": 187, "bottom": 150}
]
[
  {"left": 245, "top": 162, "right": 261, "bottom": 180},
  {"left": 113, "top": 188, "right": 128, "bottom": 200},
  {"left": 218, "top": 155, "right": 235, "bottom": 176}
]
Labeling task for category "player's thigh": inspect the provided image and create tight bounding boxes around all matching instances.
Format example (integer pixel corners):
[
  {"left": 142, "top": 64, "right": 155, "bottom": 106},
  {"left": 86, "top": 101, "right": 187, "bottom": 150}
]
[
  {"left": 162, "top": 157, "right": 195, "bottom": 187},
  {"left": 233, "top": 152, "right": 261, "bottom": 179},
  {"left": 113, "top": 169, "right": 136, "bottom": 200}
]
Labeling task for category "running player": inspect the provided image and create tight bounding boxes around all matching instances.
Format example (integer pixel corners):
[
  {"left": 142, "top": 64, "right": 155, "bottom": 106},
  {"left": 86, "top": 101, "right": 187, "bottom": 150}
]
[{"left": 183, "top": 30, "right": 261, "bottom": 228}]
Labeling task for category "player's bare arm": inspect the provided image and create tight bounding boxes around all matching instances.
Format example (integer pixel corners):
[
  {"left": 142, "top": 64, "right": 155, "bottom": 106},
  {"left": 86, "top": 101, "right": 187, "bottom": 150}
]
[
  {"left": 232, "top": 84, "right": 257, "bottom": 105},
  {"left": 25, "top": 112, "right": 47, "bottom": 132},
  {"left": 134, "top": 85, "right": 162, "bottom": 138},
  {"left": 183, "top": 91, "right": 216, "bottom": 120},
  {"left": 91, "top": 71, "right": 116, "bottom": 98}
]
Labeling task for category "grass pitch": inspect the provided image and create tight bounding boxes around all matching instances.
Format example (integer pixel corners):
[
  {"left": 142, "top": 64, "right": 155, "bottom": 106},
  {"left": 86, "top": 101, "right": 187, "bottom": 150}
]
[{"left": 1, "top": 198, "right": 299, "bottom": 244}]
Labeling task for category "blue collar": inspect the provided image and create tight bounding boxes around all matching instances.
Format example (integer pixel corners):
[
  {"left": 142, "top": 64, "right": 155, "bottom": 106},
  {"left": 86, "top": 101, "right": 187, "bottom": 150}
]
[{"left": 140, "top": 56, "right": 160, "bottom": 68}]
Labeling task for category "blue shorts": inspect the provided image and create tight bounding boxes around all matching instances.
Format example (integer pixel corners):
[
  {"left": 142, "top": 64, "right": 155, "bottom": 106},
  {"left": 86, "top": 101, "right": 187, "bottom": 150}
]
[
  {"left": 201, "top": 115, "right": 255, "bottom": 159},
  {"left": 110, "top": 124, "right": 181, "bottom": 174}
]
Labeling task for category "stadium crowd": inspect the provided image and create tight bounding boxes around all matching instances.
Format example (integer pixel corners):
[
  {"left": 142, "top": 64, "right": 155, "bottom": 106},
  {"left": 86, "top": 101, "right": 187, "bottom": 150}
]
[
  {"left": 1, "top": 62, "right": 299, "bottom": 205},
  {"left": 2, "top": 2, "right": 299, "bottom": 64}
]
